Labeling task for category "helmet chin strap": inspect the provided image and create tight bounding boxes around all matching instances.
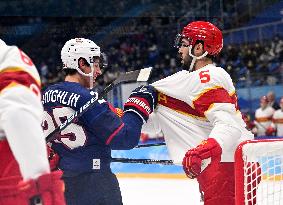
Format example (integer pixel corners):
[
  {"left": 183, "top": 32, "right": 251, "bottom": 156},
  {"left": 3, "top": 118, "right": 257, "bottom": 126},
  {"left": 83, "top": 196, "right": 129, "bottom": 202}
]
[
  {"left": 188, "top": 45, "right": 208, "bottom": 72},
  {"left": 76, "top": 65, "right": 95, "bottom": 89},
  {"left": 89, "top": 64, "right": 94, "bottom": 89}
]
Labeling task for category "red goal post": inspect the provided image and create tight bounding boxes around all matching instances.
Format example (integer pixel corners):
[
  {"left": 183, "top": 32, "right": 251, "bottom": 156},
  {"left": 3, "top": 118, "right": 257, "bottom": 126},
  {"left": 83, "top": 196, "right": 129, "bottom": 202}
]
[{"left": 235, "top": 139, "right": 283, "bottom": 205}]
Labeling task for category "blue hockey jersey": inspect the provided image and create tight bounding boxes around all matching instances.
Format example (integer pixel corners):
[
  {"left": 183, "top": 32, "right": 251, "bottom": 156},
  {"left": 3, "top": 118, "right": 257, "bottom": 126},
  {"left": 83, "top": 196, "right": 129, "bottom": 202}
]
[{"left": 42, "top": 81, "right": 143, "bottom": 173}]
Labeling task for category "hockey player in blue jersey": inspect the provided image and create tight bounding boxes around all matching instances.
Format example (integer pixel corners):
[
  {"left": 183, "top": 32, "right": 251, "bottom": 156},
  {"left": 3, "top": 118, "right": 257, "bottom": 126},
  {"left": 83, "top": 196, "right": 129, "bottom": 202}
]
[{"left": 42, "top": 38, "right": 157, "bottom": 205}]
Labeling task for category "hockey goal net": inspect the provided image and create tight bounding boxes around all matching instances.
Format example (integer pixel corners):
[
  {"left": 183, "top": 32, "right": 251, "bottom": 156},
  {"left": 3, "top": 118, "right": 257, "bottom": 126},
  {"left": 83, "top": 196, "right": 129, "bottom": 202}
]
[{"left": 235, "top": 139, "right": 283, "bottom": 205}]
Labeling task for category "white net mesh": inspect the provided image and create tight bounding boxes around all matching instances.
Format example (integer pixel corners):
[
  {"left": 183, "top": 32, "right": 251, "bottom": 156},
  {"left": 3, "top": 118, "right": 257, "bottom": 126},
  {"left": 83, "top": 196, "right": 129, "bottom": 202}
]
[{"left": 241, "top": 140, "right": 283, "bottom": 205}]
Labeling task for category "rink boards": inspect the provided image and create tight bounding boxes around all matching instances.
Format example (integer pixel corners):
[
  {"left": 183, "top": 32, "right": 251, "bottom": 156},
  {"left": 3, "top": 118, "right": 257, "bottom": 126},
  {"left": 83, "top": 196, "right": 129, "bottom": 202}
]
[{"left": 111, "top": 139, "right": 283, "bottom": 179}]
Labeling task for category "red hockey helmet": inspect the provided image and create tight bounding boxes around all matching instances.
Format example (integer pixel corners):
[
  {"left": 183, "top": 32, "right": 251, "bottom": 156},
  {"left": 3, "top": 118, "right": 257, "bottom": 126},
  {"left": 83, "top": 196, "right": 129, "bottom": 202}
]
[{"left": 175, "top": 21, "right": 223, "bottom": 56}]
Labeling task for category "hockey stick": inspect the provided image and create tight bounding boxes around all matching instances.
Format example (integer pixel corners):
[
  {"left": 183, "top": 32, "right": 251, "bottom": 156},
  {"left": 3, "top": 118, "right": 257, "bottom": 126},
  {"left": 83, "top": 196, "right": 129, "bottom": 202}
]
[
  {"left": 111, "top": 157, "right": 210, "bottom": 169},
  {"left": 111, "top": 157, "right": 174, "bottom": 165},
  {"left": 46, "top": 67, "right": 153, "bottom": 143},
  {"left": 134, "top": 142, "right": 166, "bottom": 148}
]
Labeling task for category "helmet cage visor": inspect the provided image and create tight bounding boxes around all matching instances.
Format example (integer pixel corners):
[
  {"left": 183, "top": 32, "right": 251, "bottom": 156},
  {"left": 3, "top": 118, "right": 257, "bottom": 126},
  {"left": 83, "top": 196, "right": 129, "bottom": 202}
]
[
  {"left": 99, "top": 52, "right": 108, "bottom": 71},
  {"left": 174, "top": 34, "right": 193, "bottom": 49},
  {"left": 174, "top": 33, "right": 182, "bottom": 48}
]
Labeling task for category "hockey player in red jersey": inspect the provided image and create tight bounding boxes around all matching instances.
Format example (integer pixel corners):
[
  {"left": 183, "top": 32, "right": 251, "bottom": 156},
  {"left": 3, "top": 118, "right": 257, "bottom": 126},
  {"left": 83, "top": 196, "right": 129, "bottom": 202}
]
[
  {"left": 267, "top": 97, "right": 283, "bottom": 136},
  {"left": 254, "top": 96, "right": 275, "bottom": 136},
  {"left": 0, "top": 39, "right": 65, "bottom": 205},
  {"left": 142, "top": 21, "right": 254, "bottom": 205}
]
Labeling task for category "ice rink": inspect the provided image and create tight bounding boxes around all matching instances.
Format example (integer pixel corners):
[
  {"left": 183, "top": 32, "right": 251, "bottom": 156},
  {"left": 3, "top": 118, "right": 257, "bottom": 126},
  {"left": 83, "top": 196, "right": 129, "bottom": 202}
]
[
  {"left": 118, "top": 177, "right": 203, "bottom": 205},
  {"left": 119, "top": 177, "right": 283, "bottom": 205}
]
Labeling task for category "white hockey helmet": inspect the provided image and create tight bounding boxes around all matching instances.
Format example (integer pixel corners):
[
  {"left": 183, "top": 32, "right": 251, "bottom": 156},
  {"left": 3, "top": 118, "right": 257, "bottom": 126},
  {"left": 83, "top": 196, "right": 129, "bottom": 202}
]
[
  {"left": 61, "top": 38, "right": 101, "bottom": 88},
  {"left": 0, "top": 39, "right": 6, "bottom": 47}
]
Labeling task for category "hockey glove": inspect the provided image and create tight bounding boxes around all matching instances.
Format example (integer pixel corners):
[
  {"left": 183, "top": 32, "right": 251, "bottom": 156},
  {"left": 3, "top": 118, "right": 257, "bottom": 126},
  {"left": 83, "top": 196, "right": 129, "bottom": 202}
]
[
  {"left": 265, "top": 126, "right": 276, "bottom": 136},
  {"left": 0, "top": 171, "right": 66, "bottom": 205},
  {"left": 124, "top": 85, "right": 157, "bottom": 123},
  {"left": 182, "top": 138, "right": 222, "bottom": 179}
]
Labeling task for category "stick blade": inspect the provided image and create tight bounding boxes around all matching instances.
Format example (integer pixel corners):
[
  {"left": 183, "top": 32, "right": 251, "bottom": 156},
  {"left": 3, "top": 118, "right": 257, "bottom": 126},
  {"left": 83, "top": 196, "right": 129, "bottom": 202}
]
[
  {"left": 137, "top": 67, "right": 152, "bottom": 82},
  {"left": 114, "top": 67, "right": 153, "bottom": 85}
]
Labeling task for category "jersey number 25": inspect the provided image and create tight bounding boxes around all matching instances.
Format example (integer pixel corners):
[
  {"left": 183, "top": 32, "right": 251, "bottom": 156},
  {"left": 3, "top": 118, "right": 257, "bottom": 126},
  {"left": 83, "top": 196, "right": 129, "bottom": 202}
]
[{"left": 42, "top": 107, "right": 87, "bottom": 149}]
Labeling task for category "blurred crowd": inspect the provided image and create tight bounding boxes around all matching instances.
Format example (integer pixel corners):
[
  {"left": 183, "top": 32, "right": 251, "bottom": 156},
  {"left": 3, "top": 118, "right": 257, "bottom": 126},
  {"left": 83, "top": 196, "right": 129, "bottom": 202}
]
[
  {"left": 0, "top": 0, "right": 140, "bottom": 17},
  {"left": 217, "top": 36, "right": 283, "bottom": 88},
  {"left": 0, "top": 0, "right": 276, "bottom": 28},
  {"left": 29, "top": 19, "right": 283, "bottom": 91}
]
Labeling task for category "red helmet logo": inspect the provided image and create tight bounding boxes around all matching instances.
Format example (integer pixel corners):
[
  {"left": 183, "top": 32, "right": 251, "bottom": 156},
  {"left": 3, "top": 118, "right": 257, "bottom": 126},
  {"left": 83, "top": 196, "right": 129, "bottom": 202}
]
[{"left": 181, "top": 21, "right": 223, "bottom": 56}]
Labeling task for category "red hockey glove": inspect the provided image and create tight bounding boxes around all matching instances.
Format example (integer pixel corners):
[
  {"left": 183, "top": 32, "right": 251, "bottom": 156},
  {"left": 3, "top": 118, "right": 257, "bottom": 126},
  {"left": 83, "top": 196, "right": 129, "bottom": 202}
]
[
  {"left": 0, "top": 171, "right": 66, "bottom": 205},
  {"left": 124, "top": 85, "right": 157, "bottom": 123},
  {"left": 47, "top": 145, "right": 60, "bottom": 171},
  {"left": 182, "top": 138, "right": 222, "bottom": 179},
  {"left": 265, "top": 126, "right": 276, "bottom": 136}
]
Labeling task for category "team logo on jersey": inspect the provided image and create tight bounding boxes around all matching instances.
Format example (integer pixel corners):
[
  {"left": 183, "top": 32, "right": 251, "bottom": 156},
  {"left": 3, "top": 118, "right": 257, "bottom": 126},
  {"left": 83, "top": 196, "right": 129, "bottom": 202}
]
[{"left": 93, "top": 159, "right": 100, "bottom": 170}]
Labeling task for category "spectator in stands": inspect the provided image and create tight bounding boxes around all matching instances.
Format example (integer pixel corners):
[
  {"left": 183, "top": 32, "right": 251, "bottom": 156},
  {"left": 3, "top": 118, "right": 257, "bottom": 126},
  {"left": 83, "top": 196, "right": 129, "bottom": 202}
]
[
  {"left": 271, "top": 35, "right": 283, "bottom": 58},
  {"left": 253, "top": 96, "right": 275, "bottom": 137},
  {"left": 268, "top": 97, "right": 283, "bottom": 137},
  {"left": 39, "top": 61, "right": 49, "bottom": 86},
  {"left": 267, "top": 91, "right": 280, "bottom": 110}
]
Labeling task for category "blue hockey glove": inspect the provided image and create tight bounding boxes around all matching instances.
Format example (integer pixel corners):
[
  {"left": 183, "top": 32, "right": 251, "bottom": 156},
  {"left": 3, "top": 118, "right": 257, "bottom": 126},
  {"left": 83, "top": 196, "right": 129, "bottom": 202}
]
[{"left": 124, "top": 85, "right": 157, "bottom": 123}]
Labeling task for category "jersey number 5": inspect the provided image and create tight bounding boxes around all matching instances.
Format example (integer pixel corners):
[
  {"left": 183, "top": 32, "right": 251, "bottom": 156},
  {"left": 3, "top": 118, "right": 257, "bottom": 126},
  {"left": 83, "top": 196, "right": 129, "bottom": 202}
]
[
  {"left": 42, "top": 107, "right": 87, "bottom": 149},
  {"left": 199, "top": 70, "right": 210, "bottom": 83}
]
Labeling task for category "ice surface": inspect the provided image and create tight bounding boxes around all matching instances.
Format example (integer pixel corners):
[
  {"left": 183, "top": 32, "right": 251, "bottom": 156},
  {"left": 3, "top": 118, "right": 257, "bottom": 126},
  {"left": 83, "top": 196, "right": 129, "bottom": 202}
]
[{"left": 119, "top": 177, "right": 204, "bottom": 205}]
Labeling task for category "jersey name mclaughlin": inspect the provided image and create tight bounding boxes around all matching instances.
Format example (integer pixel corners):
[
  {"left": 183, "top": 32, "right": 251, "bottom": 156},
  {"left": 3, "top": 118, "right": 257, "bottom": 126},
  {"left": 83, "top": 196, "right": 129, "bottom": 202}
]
[{"left": 42, "top": 89, "right": 80, "bottom": 107}]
